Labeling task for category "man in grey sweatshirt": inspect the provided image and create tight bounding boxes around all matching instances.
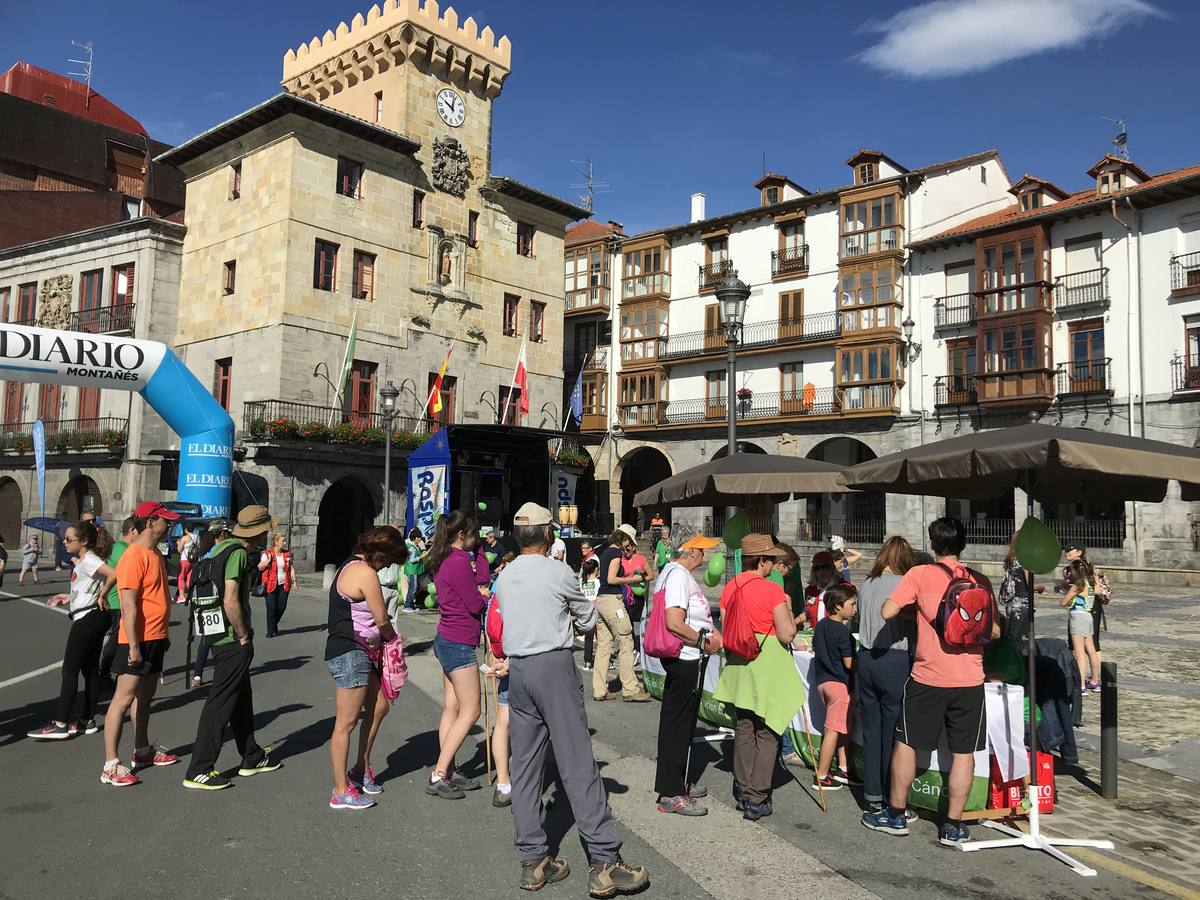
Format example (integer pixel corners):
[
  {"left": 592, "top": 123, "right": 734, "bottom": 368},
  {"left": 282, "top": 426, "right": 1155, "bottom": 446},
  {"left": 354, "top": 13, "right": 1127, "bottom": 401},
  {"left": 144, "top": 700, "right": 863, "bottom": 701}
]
[{"left": 494, "top": 502, "right": 649, "bottom": 897}]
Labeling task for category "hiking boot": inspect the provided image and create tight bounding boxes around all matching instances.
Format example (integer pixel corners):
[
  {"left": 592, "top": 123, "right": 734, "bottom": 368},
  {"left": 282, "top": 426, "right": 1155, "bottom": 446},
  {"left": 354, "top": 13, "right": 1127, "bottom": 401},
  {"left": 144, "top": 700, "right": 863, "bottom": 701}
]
[
  {"left": 587, "top": 858, "right": 648, "bottom": 898},
  {"left": 330, "top": 784, "right": 375, "bottom": 810},
  {"left": 132, "top": 744, "right": 178, "bottom": 768},
  {"left": 182, "top": 770, "right": 232, "bottom": 791},
  {"left": 238, "top": 755, "right": 282, "bottom": 777},
  {"left": 592, "top": 691, "right": 616, "bottom": 701},
  {"left": 742, "top": 799, "right": 773, "bottom": 821},
  {"left": 493, "top": 786, "right": 513, "bottom": 808},
  {"left": 862, "top": 807, "right": 909, "bottom": 836},
  {"left": 622, "top": 690, "right": 651, "bottom": 702},
  {"left": 27, "top": 721, "right": 71, "bottom": 741},
  {"left": 520, "top": 855, "right": 569, "bottom": 891},
  {"left": 100, "top": 763, "right": 140, "bottom": 787},
  {"left": 449, "top": 770, "right": 481, "bottom": 791},
  {"left": 938, "top": 821, "right": 971, "bottom": 847},
  {"left": 348, "top": 765, "right": 382, "bottom": 794},
  {"left": 425, "top": 774, "right": 466, "bottom": 799},
  {"left": 656, "top": 795, "right": 707, "bottom": 816}
]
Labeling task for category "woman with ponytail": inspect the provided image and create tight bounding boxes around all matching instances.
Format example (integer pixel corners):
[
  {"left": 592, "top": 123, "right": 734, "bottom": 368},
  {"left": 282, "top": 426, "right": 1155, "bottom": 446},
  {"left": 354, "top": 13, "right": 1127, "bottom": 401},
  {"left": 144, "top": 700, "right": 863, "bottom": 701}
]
[
  {"left": 27, "top": 521, "right": 118, "bottom": 740},
  {"left": 426, "top": 509, "right": 490, "bottom": 799}
]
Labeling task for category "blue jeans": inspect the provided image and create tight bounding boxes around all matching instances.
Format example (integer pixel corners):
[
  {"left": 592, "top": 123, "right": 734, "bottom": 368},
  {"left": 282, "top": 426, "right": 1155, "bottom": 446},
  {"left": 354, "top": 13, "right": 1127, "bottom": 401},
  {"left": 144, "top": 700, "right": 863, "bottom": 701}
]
[
  {"left": 780, "top": 730, "right": 797, "bottom": 757},
  {"left": 404, "top": 574, "right": 419, "bottom": 608},
  {"left": 858, "top": 648, "right": 911, "bottom": 804}
]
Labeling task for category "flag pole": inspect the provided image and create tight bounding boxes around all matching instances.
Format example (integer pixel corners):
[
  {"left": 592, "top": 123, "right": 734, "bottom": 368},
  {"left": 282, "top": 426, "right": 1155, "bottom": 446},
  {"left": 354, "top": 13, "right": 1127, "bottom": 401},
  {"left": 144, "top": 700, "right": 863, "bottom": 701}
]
[
  {"left": 328, "top": 308, "right": 359, "bottom": 427},
  {"left": 500, "top": 337, "right": 525, "bottom": 425}
]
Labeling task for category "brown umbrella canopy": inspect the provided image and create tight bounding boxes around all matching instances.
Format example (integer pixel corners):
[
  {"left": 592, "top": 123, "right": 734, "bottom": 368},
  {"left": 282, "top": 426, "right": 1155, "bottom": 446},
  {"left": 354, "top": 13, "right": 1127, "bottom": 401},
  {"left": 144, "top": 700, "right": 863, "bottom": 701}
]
[
  {"left": 632, "top": 452, "right": 849, "bottom": 509},
  {"left": 843, "top": 423, "right": 1200, "bottom": 503}
]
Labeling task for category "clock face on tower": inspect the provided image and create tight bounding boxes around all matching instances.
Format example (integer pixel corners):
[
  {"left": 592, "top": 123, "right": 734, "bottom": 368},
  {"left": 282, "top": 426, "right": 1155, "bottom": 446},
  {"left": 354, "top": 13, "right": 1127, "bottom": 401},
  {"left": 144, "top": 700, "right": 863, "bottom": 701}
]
[{"left": 436, "top": 88, "right": 465, "bottom": 127}]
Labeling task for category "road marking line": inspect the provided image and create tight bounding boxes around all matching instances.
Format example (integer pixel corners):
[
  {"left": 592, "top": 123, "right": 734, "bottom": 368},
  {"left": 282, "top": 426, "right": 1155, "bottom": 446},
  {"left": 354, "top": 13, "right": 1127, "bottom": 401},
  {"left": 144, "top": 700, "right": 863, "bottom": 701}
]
[
  {"left": 0, "top": 661, "right": 62, "bottom": 690},
  {"left": 1067, "top": 847, "right": 1200, "bottom": 900},
  {"left": 19, "top": 597, "right": 68, "bottom": 615}
]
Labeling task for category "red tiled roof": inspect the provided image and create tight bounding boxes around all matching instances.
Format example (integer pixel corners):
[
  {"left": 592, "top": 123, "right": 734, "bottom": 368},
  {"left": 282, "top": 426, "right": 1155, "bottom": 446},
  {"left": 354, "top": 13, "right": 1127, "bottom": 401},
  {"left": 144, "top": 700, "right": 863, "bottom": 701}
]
[
  {"left": 565, "top": 219, "right": 616, "bottom": 245},
  {"left": 920, "top": 164, "right": 1200, "bottom": 245}
]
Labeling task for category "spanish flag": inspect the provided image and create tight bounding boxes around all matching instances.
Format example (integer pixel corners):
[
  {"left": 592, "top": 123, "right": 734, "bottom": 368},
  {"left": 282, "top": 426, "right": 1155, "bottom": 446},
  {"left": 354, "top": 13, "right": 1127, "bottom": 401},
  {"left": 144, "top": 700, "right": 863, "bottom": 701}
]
[{"left": 428, "top": 344, "right": 453, "bottom": 415}]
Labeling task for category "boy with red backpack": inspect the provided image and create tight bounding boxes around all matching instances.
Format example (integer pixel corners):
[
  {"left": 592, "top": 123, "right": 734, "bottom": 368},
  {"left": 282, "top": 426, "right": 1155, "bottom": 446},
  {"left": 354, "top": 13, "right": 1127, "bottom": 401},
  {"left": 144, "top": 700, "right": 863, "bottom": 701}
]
[{"left": 863, "top": 516, "right": 999, "bottom": 848}]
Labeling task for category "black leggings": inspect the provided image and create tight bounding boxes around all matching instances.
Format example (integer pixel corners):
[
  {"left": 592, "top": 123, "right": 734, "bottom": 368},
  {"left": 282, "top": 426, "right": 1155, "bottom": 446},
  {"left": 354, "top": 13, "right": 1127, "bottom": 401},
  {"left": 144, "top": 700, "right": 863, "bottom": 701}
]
[{"left": 56, "top": 610, "right": 109, "bottom": 723}]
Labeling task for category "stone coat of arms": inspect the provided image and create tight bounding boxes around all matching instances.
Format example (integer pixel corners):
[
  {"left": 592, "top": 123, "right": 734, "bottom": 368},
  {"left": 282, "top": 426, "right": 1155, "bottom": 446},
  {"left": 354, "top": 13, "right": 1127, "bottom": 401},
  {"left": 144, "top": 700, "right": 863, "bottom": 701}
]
[{"left": 432, "top": 137, "right": 471, "bottom": 197}]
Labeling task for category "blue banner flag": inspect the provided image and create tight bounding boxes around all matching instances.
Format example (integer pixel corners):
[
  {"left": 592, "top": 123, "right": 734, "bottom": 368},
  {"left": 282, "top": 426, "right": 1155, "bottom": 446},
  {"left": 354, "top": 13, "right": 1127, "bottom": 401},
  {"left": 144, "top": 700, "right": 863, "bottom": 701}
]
[
  {"left": 32, "top": 419, "right": 45, "bottom": 517},
  {"left": 406, "top": 431, "right": 451, "bottom": 539},
  {"left": 569, "top": 368, "right": 584, "bottom": 425}
]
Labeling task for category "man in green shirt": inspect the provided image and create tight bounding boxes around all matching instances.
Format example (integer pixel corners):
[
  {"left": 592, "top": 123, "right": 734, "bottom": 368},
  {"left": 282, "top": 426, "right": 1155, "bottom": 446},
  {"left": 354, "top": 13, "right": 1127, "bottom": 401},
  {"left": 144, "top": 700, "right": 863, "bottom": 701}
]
[
  {"left": 183, "top": 506, "right": 282, "bottom": 791},
  {"left": 99, "top": 517, "right": 138, "bottom": 683}
]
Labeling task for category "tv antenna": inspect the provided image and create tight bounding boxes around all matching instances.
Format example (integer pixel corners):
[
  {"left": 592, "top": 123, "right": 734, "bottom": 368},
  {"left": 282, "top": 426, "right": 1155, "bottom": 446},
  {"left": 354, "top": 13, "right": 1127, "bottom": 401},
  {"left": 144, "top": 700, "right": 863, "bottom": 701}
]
[
  {"left": 1103, "top": 116, "right": 1128, "bottom": 160},
  {"left": 68, "top": 41, "right": 94, "bottom": 108},
  {"left": 570, "top": 159, "right": 610, "bottom": 215}
]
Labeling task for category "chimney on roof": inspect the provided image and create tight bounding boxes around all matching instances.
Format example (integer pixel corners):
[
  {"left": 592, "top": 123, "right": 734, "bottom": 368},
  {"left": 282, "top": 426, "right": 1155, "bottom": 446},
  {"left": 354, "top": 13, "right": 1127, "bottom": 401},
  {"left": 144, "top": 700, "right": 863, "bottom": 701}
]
[{"left": 690, "top": 193, "right": 705, "bottom": 223}]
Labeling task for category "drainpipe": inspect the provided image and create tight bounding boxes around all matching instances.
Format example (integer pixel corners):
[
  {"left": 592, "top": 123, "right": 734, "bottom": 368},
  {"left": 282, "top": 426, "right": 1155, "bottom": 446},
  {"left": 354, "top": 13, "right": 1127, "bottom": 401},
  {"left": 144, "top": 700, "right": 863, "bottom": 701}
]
[{"left": 1111, "top": 198, "right": 1143, "bottom": 567}]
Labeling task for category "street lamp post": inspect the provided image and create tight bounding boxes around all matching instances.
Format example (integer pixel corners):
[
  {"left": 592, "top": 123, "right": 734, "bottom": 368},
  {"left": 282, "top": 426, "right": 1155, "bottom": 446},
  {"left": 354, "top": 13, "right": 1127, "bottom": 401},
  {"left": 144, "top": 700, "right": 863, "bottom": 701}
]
[
  {"left": 380, "top": 380, "right": 399, "bottom": 524},
  {"left": 715, "top": 274, "right": 750, "bottom": 458}
]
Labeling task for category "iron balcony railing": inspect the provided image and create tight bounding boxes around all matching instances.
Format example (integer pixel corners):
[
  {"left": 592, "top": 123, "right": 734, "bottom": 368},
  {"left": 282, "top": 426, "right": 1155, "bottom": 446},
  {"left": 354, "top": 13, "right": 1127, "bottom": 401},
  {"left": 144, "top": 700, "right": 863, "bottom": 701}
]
[
  {"left": 1170, "top": 250, "right": 1200, "bottom": 294},
  {"left": 698, "top": 259, "right": 735, "bottom": 291},
  {"left": 976, "top": 283, "right": 1053, "bottom": 318},
  {"left": 0, "top": 416, "right": 128, "bottom": 451},
  {"left": 1055, "top": 358, "right": 1112, "bottom": 396},
  {"left": 563, "top": 346, "right": 609, "bottom": 375},
  {"left": 663, "top": 388, "right": 842, "bottom": 425},
  {"left": 934, "top": 375, "right": 977, "bottom": 407},
  {"left": 660, "top": 311, "right": 841, "bottom": 360},
  {"left": 1053, "top": 268, "right": 1109, "bottom": 310},
  {"left": 68, "top": 303, "right": 135, "bottom": 334},
  {"left": 933, "top": 293, "right": 975, "bottom": 329},
  {"left": 801, "top": 515, "right": 886, "bottom": 545},
  {"left": 565, "top": 287, "right": 611, "bottom": 312},
  {"left": 1171, "top": 354, "right": 1200, "bottom": 393},
  {"left": 951, "top": 516, "right": 1124, "bottom": 548},
  {"left": 771, "top": 243, "right": 809, "bottom": 277},
  {"left": 243, "top": 399, "right": 434, "bottom": 437}
]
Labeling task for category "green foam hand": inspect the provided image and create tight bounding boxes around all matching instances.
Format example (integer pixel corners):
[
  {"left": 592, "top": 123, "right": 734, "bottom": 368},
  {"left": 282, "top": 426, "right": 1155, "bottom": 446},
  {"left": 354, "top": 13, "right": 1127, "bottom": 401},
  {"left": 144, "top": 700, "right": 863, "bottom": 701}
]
[{"left": 1014, "top": 516, "right": 1062, "bottom": 575}]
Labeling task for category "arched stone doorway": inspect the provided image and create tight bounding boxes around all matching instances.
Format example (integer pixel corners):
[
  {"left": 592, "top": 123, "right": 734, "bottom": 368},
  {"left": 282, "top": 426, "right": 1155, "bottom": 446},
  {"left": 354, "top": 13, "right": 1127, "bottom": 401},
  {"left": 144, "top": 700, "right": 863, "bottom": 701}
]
[
  {"left": 619, "top": 446, "right": 672, "bottom": 534},
  {"left": 806, "top": 437, "right": 885, "bottom": 543},
  {"left": 315, "top": 477, "right": 376, "bottom": 570},
  {"left": 710, "top": 442, "right": 776, "bottom": 536},
  {"left": 58, "top": 475, "right": 103, "bottom": 523},
  {"left": 0, "top": 477, "right": 22, "bottom": 547}
]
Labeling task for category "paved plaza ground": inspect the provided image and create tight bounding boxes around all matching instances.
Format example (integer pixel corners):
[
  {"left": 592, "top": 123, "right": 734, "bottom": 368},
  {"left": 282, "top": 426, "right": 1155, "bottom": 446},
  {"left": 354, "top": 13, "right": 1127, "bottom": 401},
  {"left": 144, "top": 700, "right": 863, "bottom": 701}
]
[{"left": 1, "top": 573, "right": 1197, "bottom": 899}]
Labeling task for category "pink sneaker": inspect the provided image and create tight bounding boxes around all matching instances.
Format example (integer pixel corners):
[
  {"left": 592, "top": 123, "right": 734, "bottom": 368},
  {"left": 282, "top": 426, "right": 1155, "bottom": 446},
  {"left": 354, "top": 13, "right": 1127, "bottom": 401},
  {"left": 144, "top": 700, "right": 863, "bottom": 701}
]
[
  {"left": 132, "top": 744, "right": 179, "bottom": 768},
  {"left": 101, "top": 763, "right": 140, "bottom": 787}
]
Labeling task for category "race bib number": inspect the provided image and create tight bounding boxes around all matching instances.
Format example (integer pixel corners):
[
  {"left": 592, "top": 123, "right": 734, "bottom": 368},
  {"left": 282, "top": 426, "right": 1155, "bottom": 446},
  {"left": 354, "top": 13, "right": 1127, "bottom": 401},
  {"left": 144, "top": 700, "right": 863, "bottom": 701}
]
[{"left": 196, "top": 608, "right": 226, "bottom": 637}]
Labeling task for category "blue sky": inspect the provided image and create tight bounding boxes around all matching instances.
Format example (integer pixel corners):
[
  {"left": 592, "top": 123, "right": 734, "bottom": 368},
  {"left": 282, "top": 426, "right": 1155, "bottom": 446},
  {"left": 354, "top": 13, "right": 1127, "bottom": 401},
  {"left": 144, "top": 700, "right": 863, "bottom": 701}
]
[{"left": 2, "top": 0, "right": 1194, "bottom": 234}]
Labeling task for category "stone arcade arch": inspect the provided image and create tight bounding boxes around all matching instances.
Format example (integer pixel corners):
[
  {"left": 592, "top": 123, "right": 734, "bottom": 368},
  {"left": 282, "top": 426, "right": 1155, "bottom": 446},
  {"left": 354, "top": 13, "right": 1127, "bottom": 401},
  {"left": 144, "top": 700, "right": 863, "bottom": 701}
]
[
  {"left": 618, "top": 446, "right": 672, "bottom": 533},
  {"left": 58, "top": 474, "right": 103, "bottom": 522},
  {"left": 806, "top": 437, "right": 886, "bottom": 543},
  {"left": 0, "top": 476, "right": 21, "bottom": 547},
  {"left": 315, "top": 476, "right": 377, "bottom": 570}
]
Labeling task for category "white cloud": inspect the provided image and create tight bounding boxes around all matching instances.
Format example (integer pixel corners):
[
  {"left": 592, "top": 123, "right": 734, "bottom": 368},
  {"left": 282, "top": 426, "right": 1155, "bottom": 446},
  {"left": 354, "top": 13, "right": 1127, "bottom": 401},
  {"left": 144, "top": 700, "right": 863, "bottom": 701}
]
[{"left": 856, "top": 0, "right": 1164, "bottom": 78}]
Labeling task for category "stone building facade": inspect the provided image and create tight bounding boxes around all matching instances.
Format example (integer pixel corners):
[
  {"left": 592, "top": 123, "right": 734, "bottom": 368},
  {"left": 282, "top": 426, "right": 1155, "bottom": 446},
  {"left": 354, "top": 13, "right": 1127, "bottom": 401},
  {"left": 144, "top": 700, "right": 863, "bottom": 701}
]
[
  {"left": 0, "top": 217, "right": 185, "bottom": 541},
  {"left": 158, "top": 2, "right": 587, "bottom": 569}
]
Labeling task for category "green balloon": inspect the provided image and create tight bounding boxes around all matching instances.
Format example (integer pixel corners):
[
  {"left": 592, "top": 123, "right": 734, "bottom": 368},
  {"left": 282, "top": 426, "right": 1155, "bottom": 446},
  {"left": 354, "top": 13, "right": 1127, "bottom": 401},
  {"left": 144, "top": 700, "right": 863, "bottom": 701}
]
[
  {"left": 424, "top": 596, "right": 436, "bottom": 609},
  {"left": 477, "top": 501, "right": 488, "bottom": 511},
  {"left": 1013, "top": 516, "right": 1062, "bottom": 574},
  {"left": 722, "top": 510, "right": 750, "bottom": 550},
  {"left": 703, "top": 568, "right": 721, "bottom": 588},
  {"left": 707, "top": 552, "right": 726, "bottom": 579},
  {"left": 427, "top": 582, "right": 438, "bottom": 596}
]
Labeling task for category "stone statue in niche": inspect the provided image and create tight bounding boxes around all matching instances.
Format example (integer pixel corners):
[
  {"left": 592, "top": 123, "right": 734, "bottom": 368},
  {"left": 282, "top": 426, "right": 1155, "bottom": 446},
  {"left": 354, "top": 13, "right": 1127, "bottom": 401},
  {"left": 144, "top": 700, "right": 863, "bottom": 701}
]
[
  {"left": 439, "top": 243, "right": 452, "bottom": 285},
  {"left": 431, "top": 136, "right": 471, "bottom": 197},
  {"left": 37, "top": 275, "right": 73, "bottom": 330}
]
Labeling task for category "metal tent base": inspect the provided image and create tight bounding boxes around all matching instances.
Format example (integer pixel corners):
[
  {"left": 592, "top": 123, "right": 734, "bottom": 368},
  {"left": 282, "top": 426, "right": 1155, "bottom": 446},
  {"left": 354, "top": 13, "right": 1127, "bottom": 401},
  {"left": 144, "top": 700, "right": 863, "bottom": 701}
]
[{"left": 960, "top": 808, "right": 1115, "bottom": 877}]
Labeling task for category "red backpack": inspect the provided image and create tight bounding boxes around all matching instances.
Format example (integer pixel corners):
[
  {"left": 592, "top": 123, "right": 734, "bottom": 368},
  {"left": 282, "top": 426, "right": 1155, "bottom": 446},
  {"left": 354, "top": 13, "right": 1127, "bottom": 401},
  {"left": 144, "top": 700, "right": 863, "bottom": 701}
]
[
  {"left": 932, "top": 563, "right": 995, "bottom": 649},
  {"left": 722, "top": 577, "right": 768, "bottom": 661}
]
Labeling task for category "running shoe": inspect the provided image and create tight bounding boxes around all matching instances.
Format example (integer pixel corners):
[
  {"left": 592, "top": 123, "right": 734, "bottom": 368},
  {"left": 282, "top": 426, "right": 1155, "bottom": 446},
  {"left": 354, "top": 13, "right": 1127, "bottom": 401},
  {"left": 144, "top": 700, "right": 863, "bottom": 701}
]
[
  {"left": 182, "top": 770, "right": 232, "bottom": 791},
  {"left": 132, "top": 744, "right": 179, "bottom": 767},
  {"left": 238, "top": 755, "right": 282, "bottom": 777},
  {"left": 741, "top": 799, "right": 773, "bottom": 821},
  {"left": 687, "top": 783, "right": 708, "bottom": 799},
  {"left": 27, "top": 721, "right": 71, "bottom": 741},
  {"left": 425, "top": 775, "right": 466, "bottom": 799},
  {"left": 330, "top": 784, "right": 375, "bottom": 810},
  {"left": 938, "top": 821, "right": 971, "bottom": 847},
  {"left": 100, "top": 763, "right": 140, "bottom": 787},
  {"left": 348, "top": 765, "right": 382, "bottom": 794},
  {"left": 832, "top": 767, "right": 860, "bottom": 786},
  {"left": 813, "top": 774, "right": 842, "bottom": 790},
  {"left": 78, "top": 719, "right": 99, "bottom": 735},
  {"left": 1086, "top": 680, "right": 1102, "bottom": 693},
  {"left": 493, "top": 786, "right": 513, "bottom": 808},
  {"left": 656, "top": 795, "right": 707, "bottom": 816},
  {"left": 449, "top": 770, "right": 481, "bottom": 791},
  {"left": 862, "top": 807, "right": 909, "bottom": 836}
]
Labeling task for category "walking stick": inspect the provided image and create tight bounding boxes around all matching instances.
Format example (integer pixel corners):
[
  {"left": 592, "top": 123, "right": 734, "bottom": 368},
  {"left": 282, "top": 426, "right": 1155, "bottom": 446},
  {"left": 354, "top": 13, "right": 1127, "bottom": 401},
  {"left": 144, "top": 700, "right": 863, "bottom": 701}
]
[
  {"left": 183, "top": 596, "right": 194, "bottom": 689},
  {"left": 682, "top": 630, "right": 710, "bottom": 795},
  {"left": 799, "top": 704, "right": 826, "bottom": 812},
  {"left": 482, "top": 665, "right": 492, "bottom": 785}
]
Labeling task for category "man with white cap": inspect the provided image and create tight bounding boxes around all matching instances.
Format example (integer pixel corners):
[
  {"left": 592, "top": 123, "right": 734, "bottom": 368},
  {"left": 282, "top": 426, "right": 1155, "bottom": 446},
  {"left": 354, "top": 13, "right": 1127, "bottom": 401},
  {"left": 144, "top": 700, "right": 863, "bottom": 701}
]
[
  {"left": 182, "top": 506, "right": 282, "bottom": 790},
  {"left": 495, "top": 501, "right": 649, "bottom": 897}
]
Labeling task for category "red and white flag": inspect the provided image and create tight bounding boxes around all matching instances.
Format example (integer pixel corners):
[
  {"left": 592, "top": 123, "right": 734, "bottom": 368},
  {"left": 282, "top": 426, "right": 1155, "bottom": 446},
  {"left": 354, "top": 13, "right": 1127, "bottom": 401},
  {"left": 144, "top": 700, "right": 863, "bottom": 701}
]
[{"left": 514, "top": 340, "right": 529, "bottom": 414}]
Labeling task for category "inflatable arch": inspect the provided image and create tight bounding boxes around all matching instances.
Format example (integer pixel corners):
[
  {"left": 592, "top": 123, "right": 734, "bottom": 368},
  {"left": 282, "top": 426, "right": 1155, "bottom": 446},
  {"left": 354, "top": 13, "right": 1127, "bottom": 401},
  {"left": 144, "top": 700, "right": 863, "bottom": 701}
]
[{"left": 0, "top": 323, "right": 234, "bottom": 517}]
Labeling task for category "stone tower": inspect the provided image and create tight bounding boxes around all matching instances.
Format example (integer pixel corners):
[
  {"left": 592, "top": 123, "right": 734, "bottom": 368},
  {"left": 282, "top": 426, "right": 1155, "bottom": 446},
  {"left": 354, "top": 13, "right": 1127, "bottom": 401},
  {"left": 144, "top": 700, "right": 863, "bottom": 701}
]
[{"left": 281, "top": 0, "right": 511, "bottom": 180}]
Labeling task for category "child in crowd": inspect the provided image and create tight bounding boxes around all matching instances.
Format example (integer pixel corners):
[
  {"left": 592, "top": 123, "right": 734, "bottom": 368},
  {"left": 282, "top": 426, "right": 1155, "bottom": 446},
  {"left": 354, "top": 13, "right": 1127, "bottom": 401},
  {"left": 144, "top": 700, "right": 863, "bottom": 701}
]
[
  {"left": 803, "top": 550, "right": 843, "bottom": 630},
  {"left": 812, "top": 583, "right": 858, "bottom": 790},
  {"left": 579, "top": 557, "right": 600, "bottom": 670}
]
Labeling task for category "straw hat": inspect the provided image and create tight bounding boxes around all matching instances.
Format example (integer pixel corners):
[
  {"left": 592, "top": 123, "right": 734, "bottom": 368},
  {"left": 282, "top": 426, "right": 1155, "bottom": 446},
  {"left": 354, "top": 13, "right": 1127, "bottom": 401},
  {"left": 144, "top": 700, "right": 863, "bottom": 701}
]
[
  {"left": 231, "top": 505, "right": 276, "bottom": 539},
  {"left": 740, "top": 533, "right": 785, "bottom": 557}
]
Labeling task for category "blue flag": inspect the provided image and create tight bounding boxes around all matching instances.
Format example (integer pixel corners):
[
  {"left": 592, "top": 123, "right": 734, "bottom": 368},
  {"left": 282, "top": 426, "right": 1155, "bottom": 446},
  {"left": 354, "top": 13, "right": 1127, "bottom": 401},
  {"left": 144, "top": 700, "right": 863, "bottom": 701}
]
[
  {"left": 569, "top": 368, "right": 584, "bottom": 425},
  {"left": 405, "top": 431, "right": 451, "bottom": 539},
  {"left": 32, "top": 419, "right": 45, "bottom": 517}
]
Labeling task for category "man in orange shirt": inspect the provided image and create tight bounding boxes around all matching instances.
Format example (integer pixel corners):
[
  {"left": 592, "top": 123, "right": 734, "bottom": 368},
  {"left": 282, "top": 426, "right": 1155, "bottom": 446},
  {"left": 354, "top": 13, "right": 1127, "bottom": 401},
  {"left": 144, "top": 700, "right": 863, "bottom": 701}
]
[
  {"left": 864, "top": 517, "right": 999, "bottom": 847},
  {"left": 100, "top": 501, "right": 181, "bottom": 787}
]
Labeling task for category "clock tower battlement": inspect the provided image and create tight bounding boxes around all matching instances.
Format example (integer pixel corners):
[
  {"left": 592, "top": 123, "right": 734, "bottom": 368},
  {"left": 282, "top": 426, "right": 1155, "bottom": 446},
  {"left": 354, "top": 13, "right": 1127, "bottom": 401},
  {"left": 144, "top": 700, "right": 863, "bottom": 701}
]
[{"left": 281, "top": 0, "right": 511, "bottom": 170}]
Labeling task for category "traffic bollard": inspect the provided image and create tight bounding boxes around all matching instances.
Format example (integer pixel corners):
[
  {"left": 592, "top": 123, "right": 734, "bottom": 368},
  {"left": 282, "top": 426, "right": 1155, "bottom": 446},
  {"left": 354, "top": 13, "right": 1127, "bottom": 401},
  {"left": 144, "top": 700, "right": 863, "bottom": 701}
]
[{"left": 1100, "top": 661, "right": 1118, "bottom": 800}]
